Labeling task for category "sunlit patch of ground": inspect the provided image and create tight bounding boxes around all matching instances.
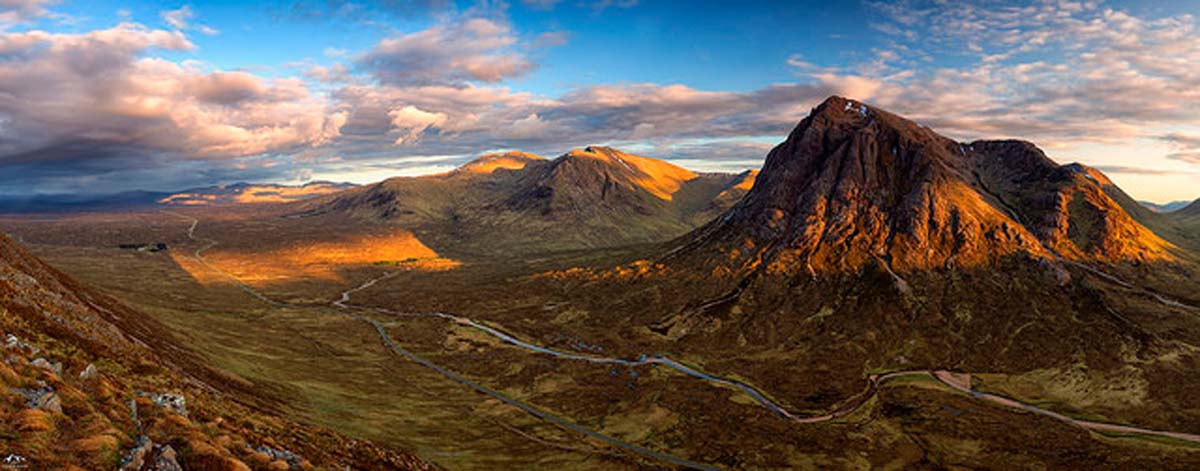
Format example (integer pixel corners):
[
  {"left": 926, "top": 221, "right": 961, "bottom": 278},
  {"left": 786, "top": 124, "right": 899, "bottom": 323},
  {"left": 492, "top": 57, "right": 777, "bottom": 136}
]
[
  {"left": 187, "top": 230, "right": 459, "bottom": 285},
  {"left": 233, "top": 183, "right": 348, "bottom": 204},
  {"left": 570, "top": 147, "right": 699, "bottom": 200},
  {"left": 168, "top": 249, "right": 232, "bottom": 286},
  {"left": 458, "top": 151, "right": 545, "bottom": 174},
  {"left": 157, "top": 183, "right": 350, "bottom": 206}
]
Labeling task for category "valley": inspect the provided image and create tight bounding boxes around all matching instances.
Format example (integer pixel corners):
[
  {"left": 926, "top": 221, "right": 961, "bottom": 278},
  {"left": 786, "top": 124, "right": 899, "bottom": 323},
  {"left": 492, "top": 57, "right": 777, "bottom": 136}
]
[{"left": 5, "top": 98, "right": 1200, "bottom": 468}]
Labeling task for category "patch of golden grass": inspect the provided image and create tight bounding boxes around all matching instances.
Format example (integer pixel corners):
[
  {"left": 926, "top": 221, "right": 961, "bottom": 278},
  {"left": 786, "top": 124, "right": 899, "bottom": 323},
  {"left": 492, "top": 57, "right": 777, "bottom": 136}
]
[
  {"left": 233, "top": 184, "right": 346, "bottom": 204},
  {"left": 15, "top": 409, "right": 52, "bottom": 432},
  {"left": 184, "top": 231, "right": 457, "bottom": 285}
]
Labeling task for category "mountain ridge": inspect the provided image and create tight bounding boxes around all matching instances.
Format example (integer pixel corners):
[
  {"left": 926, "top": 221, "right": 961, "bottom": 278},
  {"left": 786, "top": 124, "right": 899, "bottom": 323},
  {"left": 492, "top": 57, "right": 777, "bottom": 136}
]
[{"left": 299, "top": 146, "right": 758, "bottom": 254}]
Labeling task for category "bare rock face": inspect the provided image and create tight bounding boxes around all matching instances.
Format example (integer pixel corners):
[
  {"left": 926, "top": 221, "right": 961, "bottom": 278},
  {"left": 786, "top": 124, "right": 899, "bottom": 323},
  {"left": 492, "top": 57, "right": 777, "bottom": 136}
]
[{"left": 667, "top": 96, "right": 1174, "bottom": 278}]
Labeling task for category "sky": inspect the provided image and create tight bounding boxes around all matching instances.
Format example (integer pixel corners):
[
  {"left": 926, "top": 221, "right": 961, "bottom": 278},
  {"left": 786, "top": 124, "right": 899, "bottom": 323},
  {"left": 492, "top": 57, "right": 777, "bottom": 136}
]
[{"left": 0, "top": 0, "right": 1198, "bottom": 203}]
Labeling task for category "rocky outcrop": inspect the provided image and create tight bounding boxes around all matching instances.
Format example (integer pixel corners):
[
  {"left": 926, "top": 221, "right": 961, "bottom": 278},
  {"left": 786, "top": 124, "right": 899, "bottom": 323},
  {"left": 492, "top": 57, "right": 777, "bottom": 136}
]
[
  {"left": 11, "top": 385, "right": 62, "bottom": 413},
  {"left": 144, "top": 392, "right": 187, "bottom": 416},
  {"left": 78, "top": 363, "right": 98, "bottom": 380},
  {"left": 30, "top": 357, "right": 62, "bottom": 376}
]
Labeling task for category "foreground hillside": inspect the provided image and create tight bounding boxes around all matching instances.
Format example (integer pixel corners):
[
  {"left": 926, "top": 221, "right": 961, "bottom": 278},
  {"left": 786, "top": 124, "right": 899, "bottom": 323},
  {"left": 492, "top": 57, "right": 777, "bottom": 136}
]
[{"left": 0, "top": 232, "right": 431, "bottom": 470}]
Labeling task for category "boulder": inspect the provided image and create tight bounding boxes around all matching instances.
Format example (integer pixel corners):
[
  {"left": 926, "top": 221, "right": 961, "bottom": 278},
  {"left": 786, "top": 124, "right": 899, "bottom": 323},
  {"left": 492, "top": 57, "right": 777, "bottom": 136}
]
[
  {"left": 31, "top": 357, "right": 63, "bottom": 376},
  {"left": 79, "top": 363, "right": 99, "bottom": 380},
  {"left": 147, "top": 392, "right": 187, "bottom": 416},
  {"left": 152, "top": 445, "right": 183, "bottom": 471},
  {"left": 119, "top": 436, "right": 153, "bottom": 471},
  {"left": 31, "top": 391, "right": 62, "bottom": 413}
]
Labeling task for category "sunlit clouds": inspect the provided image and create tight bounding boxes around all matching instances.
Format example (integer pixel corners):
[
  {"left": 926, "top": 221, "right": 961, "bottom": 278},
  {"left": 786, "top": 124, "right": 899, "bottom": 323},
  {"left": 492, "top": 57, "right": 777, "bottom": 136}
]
[{"left": 0, "top": 0, "right": 1197, "bottom": 202}]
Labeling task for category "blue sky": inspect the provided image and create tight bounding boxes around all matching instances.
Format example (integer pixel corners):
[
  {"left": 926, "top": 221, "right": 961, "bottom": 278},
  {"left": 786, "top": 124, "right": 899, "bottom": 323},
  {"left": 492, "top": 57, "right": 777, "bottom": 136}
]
[{"left": 1, "top": 0, "right": 1199, "bottom": 202}]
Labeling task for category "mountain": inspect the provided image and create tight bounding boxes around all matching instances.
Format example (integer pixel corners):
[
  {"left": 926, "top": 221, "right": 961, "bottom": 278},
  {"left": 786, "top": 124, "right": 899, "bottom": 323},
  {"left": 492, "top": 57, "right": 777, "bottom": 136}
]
[
  {"left": 664, "top": 96, "right": 1173, "bottom": 280},
  {"left": 300, "top": 147, "right": 753, "bottom": 254},
  {"left": 454, "top": 150, "right": 546, "bottom": 174},
  {"left": 1141, "top": 200, "right": 1193, "bottom": 213},
  {"left": 0, "top": 232, "right": 430, "bottom": 469},
  {"left": 0, "top": 190, "right": 174, "bottom": 214}
]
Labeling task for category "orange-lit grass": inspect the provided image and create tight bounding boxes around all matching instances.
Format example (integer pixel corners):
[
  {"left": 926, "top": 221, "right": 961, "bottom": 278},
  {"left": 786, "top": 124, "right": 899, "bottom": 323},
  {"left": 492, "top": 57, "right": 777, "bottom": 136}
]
[
  {"left": 232, "top": 183, "right": 347, "bottom": 204},
  {"left": 179, "top": 230, "right": 459, "bottom": 286}
]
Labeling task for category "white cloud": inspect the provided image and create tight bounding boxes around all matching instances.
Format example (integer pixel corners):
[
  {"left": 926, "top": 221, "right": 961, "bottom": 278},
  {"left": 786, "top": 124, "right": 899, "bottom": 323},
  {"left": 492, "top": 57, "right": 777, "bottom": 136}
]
[
  {"left": 161, "top": 6, "right": 192, "bottom": 29},
  {"left": 808, "top": 0, "right": 1200, "bottom": 154},
  {"left": 388, "top": 105, "right": 448, "bottom": 145}
]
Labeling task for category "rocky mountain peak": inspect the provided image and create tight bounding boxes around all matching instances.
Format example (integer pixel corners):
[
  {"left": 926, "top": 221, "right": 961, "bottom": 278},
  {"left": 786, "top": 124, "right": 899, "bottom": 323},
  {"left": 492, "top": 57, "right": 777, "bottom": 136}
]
[{"left": 667, "top": 96, "right": 1172, "bottom": 277}]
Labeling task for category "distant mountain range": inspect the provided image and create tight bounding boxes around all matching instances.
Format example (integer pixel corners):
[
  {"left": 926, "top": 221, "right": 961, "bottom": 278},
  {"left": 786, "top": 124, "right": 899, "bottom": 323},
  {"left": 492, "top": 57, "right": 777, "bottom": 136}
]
[
  {"left": 0, "top": 181, "right": 356, "bottom": 213},
  {"left": 1141, "top": 200, "right": 1195, "bottom": 213}
]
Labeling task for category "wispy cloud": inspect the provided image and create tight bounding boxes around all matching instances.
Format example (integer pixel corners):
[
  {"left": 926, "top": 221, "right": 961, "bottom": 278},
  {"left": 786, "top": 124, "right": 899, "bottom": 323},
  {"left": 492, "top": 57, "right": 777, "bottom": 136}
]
[
  {"left": 160, "top": 6, "right": 219, "bottom": 35},
  {"left": 831, "top": 0, "right": 1200, "bottom": 152},
  {"left": 0, "top": 0, "right": 56, "bottom": 27}
]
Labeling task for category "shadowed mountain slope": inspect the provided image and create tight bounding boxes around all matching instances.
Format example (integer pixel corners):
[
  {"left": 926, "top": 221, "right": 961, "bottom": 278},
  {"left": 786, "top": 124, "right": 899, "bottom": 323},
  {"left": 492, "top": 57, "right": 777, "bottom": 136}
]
[{"left": 1084, "top": 171, "right": 1200, "bottom": 254}]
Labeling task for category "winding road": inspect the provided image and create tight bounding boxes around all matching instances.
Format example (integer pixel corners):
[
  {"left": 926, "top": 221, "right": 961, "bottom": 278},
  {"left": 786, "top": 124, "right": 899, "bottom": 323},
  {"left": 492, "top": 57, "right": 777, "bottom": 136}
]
[{"left": 171, "top": 213, "right": 1200, "bottom": 470}]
